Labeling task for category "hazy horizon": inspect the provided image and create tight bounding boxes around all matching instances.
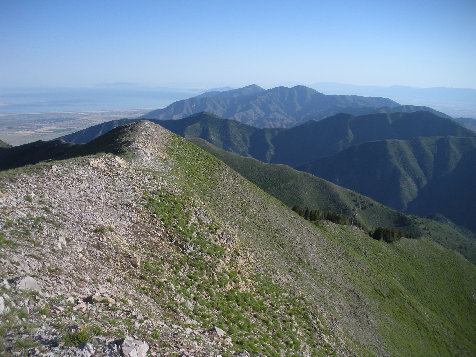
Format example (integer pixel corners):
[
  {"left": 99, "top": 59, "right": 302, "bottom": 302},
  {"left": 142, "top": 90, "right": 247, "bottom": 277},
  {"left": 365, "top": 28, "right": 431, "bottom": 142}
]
[
  {"left": 2, "top": 81, "right": 476, "bottom": 91},
  {"left": 1, "top": 0, "right": 475, "bottom": 89},
  {"left": 1, "top": 83, "right": 476, "bottom": 118}
]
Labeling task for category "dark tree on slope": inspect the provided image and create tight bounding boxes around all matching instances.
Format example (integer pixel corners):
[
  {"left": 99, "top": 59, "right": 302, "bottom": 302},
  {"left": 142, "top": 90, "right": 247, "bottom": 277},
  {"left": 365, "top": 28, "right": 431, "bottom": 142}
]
[{"left": 370, "top": 227, "right": 416, "bottom": 243}]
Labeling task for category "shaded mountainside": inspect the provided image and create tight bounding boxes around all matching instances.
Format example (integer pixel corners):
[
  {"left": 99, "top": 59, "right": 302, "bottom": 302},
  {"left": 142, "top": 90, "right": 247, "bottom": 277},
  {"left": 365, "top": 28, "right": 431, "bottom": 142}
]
[
  {"left": 300, "top": 136, "right": 476, "bottom": 232},
  {"left": 142, "top": 84, "right": 406, "bottom": 128},
  {"left": 1, "top": 121, "right": 475, "bottom": 356},
  {"left": 62, "top": 111, "right": 474, "bottom": 168},
  {"left": 0, "top": 139, "right": 76, "bottom": 171},
  {"left": 270, "top": 111, "right": 474, "bottom": 167},
  {"left": 191, "top": 137, "right": 476, "bottom": 264},
  {"left": 155, "top": 113, "right": 278, "bottom": 158}
]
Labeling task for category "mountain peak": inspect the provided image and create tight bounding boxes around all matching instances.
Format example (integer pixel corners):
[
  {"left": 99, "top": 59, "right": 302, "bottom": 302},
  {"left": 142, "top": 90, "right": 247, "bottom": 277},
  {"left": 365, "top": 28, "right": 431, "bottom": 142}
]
[
  {"left": 195, "top": 84, "right": 265, "bottom": 99},
  {"left": 226, "top": 84, "right": 265, "bottom": 96},
  {"left": 242, "top": 83, "right": 264, "bottom": 91},
  {"left": 142, "top": 84, "right": 408, "bottom": 128},
  {"left": 95, "top": 119, "right": 169, "bottom": 150},
  {"left": 291, "top": 84, "right": 320, "bottom": 93}
]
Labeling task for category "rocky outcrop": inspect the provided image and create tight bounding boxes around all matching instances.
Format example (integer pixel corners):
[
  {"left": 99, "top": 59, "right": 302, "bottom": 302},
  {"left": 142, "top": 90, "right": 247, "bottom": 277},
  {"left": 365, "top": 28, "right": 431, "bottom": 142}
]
[
  {"left": 121, "top": 336, "right": 149, "bottom": 357},
  {"left": 17, "top": 276, "right": 41, "bottom": 292}
]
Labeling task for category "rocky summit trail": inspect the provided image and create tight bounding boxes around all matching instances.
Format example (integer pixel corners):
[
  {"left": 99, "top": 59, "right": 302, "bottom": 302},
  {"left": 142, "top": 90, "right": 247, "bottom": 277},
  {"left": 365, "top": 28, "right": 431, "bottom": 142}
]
[{"left": 0, "top": 122, "right": 245, "bottom": 356}]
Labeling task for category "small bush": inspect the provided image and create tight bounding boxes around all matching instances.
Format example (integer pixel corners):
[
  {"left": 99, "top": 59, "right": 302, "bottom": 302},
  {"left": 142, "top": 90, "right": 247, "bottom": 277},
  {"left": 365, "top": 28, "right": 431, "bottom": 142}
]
[
  {"left": 60, "top": 325, "right": 101, "bottom": 346},
  {"left": 61, "top": 326, "right": 90, "bottom": 346},
  {"left": 93, "top": 226, "right": 106, "bottom": 234}
]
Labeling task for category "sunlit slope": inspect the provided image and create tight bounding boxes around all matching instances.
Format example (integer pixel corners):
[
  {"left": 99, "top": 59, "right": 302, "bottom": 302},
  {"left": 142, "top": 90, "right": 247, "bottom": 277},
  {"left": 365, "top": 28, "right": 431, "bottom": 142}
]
[
  {"left": 1, "top": 121, "right": 474, "bottom": 356},
  {"left": 156, "top": 123, "right": 476, "bottom": 355},
  {"left": 191, "top": 137, "right": 476, "bottom": 264}
]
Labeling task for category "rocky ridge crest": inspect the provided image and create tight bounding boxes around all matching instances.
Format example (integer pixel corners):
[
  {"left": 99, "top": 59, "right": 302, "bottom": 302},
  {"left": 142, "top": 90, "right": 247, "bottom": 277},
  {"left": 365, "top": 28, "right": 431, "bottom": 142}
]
[{"left": 0, "top": 122, "right": 253, "bottom": 355}]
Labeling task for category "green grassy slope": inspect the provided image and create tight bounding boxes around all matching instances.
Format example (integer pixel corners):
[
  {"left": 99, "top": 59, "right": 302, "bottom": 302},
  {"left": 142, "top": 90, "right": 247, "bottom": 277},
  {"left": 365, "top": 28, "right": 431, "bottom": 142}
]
[
  {"left": 163, "top": 127, "right": 476, "bottom": 355},
  {"left": 317, "top": 223, "right": 476, "bottom": 356},
  {"left": 191, "top": 137, "right": 476, "bottom": 264},
  {"left": 300, "top": 136, "right": 476, "bottom": 232},
  {"left": 1, "top": 121, "right": 475, "bottom": 356}
]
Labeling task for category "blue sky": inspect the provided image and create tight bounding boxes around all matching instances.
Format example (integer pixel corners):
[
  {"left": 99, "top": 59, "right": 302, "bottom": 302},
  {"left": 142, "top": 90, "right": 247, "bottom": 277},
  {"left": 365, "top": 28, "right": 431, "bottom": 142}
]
[{"left": 1, "top": 0, "right": 475, "bottom": 89}]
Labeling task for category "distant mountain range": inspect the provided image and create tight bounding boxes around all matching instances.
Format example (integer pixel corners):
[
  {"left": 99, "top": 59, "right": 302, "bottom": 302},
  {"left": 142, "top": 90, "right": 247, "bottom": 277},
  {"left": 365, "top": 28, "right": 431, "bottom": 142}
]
[
  {"left": 6, "top": 86, "right": 476, "bottom": 234},
  {"left": 312, "top": 82, "right": 476, "bottom": 118},
  {"left": 141, "top": 85, "right": 448, "bottom": 128}
]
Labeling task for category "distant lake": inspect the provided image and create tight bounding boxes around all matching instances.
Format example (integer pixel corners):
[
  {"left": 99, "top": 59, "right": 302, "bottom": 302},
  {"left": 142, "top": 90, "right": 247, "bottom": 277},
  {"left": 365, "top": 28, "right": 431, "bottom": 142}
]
[{"left": 0, "top": 87, "right": 200, "bottom": 113}]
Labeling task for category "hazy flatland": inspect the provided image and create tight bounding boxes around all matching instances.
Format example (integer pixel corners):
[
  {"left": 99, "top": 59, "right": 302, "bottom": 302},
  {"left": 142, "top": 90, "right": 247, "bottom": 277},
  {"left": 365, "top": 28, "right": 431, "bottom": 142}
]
[{"left": 0, "top": 109, "right": 148, "bottom": 145}]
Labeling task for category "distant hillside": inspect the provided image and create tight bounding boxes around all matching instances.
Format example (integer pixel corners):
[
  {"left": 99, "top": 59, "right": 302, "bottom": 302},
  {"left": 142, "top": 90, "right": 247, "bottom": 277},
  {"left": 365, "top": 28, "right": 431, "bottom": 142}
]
[
  {"left": 142, "top": 84, "right": 407, "bottom": 128},
  {"left": 300, "top": 136, "right": 476, "bottom": 232},
  {"left": 156, "top": 113, "right": 276, "bottom": 158},
  {"left": 60, "top": 118, "right": 136, "bottom": 144},
  {"left": 0, "top": 139, "right": 76, "bottom": 171},
  {"left": 455, "top": 117, "right": 476, "bottom": 132},
  {"left": 268, "top": 111, "right": 473, "bottom": 166},
  {"left": 0, "top": 139, "right": 11, "bottom": 148},
  {"left": 63, "top": 111, "right": 474, "bottom": 168},
  {"left": 1, "top": 120, "right": 474, "bottom": 356},
  {"left": 164, "top": 111, "right": 473, "bottom": 167},
  {"left": 191, "top": 137, "right": 476, "bottom": 264}
]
